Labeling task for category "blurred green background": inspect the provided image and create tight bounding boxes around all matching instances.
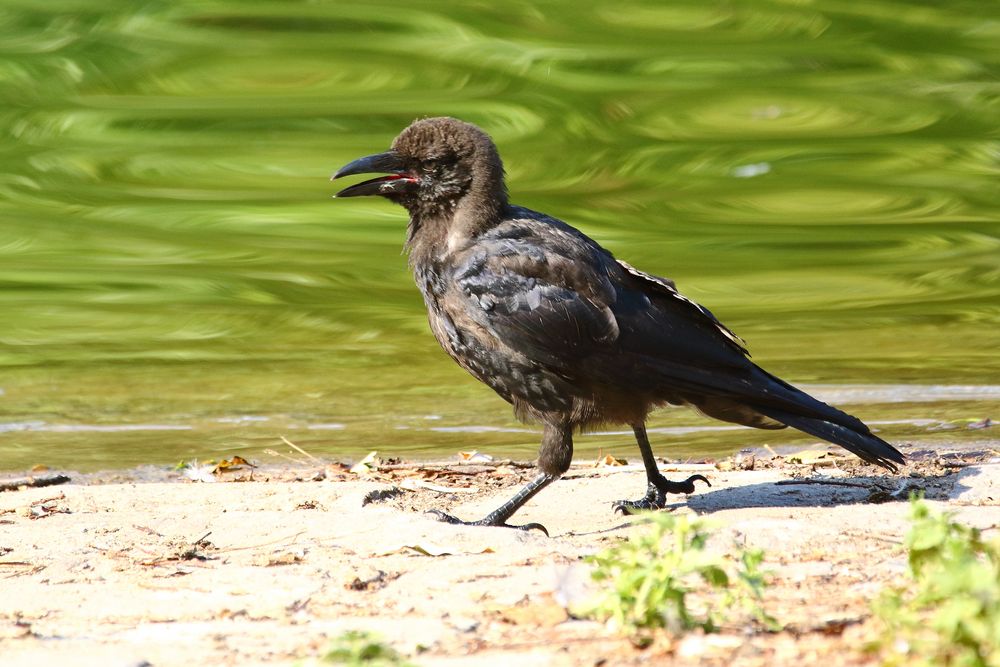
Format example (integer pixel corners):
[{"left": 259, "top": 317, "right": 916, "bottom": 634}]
[{"left": 1, "top": 0, "right": 998, "bottom": 471}]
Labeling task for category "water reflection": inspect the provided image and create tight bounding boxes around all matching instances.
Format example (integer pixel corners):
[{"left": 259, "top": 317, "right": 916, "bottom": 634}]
[{"left": 0, "top": 0, "right": 997, "bottom": 471}]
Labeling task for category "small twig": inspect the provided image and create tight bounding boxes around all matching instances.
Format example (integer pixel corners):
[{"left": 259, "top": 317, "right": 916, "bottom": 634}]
[
  {"left": 29, "top": 493, "right": 66, "bottom": 505},
  {"left": 140, "top": 530, "right": 218, "bottom": 567},
  {"left": 658, "top": 463, "right": 718, "bottom": 472},
  {"left": 3, "top": 564, "right": 45, "bottom": 579},
  {"left": 280, "top": 436, "right": 321, "bottom": 463},
  {"left": 263, "top": 448, "right": 305, "bottom": 465},
  {"left": 775, "top": 479, "right": 871, "bottom": 489},
  {"left": 378, "top": 459, "right": 536, "bottom": 471},
  {"left": 211, "top": 530, "right": 306, "bottom": 554},
  {"left": 841, "top": 530, "right": 904, "bottom": 545},
  {"left": 786, "top": 616, "right": 868, "bottom": 634},
  {"left": 0, "top": 474, "right": 71, "bottom": 493}
]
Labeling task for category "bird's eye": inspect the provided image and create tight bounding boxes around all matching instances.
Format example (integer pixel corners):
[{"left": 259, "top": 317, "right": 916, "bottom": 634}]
[{"left": 419, "top": 160, "right": 436, "bottom": 174}]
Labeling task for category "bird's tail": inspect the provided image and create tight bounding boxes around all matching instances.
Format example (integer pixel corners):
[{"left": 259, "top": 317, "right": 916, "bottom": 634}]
[{"left": 751, "top": 404, "right": 904, "bottom": 471}]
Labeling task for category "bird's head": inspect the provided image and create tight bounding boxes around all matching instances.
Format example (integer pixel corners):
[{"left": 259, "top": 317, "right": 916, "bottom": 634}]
[{"left": 332, "top": 117, "right": 507, "bottom": 218}]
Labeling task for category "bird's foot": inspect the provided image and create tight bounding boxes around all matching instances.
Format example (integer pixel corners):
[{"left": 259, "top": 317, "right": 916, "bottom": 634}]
[
  {"left": 426, "top": 509, "right": 549, "bottom": 536},
  {"left": 612, "top": 474, "right": 711, "bottom": 515}
]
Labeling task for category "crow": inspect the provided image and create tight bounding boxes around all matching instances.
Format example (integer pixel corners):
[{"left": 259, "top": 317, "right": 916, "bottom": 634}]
[{"left": 332, "top": 117, "right": 903, "bottom": 532}]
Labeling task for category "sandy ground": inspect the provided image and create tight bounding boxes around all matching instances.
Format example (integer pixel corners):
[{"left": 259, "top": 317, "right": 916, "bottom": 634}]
[{"left": 1, "top": 445, "right": 998, "bottom": 667}]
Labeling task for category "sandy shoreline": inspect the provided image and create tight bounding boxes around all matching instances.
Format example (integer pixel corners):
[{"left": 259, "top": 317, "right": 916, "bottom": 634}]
[{"left": 1, "top": 445, "right": 997, "bottom": 666}]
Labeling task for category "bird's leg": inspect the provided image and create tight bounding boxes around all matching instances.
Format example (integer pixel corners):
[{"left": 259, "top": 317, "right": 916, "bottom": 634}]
[
  {"left": 428, "top": 472, "right": 558, "bottom": 535},
  {"left": 612, "top": 423, "right": 711, "bottom": 514},
  {"left": 428, "top": 421, "right": 572, "bottom": 535}
]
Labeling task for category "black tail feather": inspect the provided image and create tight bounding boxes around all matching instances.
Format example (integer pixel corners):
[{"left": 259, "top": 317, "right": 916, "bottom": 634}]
[{"left": 753, "top": 405, "right": 905, "bottom": 471}]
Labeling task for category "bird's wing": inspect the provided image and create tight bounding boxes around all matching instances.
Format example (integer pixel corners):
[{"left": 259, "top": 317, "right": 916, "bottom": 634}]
[
  {"left": 453, "top": 231, "right": 620, "bottom": 372},
  {"left": 448, "top": 218, "right": 903, "bottom": 469},
  {"left": 452, "top": 217, "right": 749, "bottom": 378},
  {"left": 452, "top": 216, "right": 810, "bottom": 409},
  {"left": 616, "top": 260, "right": 749, "bottom": 356}
]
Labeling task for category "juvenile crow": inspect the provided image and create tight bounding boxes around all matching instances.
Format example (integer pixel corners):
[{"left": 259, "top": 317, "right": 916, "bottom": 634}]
[{"left": 333, "top": 117, "right": 903, "bottom": 532}]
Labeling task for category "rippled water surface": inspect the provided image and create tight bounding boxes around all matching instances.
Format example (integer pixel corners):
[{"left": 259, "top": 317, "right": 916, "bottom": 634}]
[{"left": 2, "top": 1, "right": 998, "bottom": 471}]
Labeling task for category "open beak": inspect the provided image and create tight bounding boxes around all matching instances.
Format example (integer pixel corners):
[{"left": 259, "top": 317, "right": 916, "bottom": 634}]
[{"left": 331, "top": 151, "right": 418, "bottom": 198}]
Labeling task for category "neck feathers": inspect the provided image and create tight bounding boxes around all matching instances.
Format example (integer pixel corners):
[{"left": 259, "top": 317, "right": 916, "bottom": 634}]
[
  {"left": 405, "top": 194, "right": 507, "bottom": 267},
  {"left": 404, "top": 148, "right": 508, "bottom": 265}
]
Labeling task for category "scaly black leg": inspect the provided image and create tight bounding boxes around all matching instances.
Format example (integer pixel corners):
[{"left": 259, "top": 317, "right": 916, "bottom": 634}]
[
  {"left": 612, "top": 423, "right": 711, "bottom": 514},
  {"left": 428, "top": 472, "right": 558, "bottom": 535},
  {"left": 428, "top": 421, "right": 573, "bottom": 536}
]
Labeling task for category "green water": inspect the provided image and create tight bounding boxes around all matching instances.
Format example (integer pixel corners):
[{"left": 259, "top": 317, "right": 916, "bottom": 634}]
[{"left": 1, "top": 1, "right": 998, "bottom": 472}]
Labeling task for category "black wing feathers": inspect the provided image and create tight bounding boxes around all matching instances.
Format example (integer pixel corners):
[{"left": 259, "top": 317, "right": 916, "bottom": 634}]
[
  {"left": 452, "top": 209, "right": 903, "bottom": 470},
  {"left": 752, "top": 405, "right": 904, "bottom": 470}
]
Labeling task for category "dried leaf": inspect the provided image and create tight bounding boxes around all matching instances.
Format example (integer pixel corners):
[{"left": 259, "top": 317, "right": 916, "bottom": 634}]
[
  {"left": 253, "top": 548, "right": 306, "bottom": 566},
  {"left": 458, "top": 450, "right": 494, "bottom": 462},
  {"left": 785, "top": 450, "right": 845, "bottom": 466},
  {"left": 350, "top": 451, "right": 380, "bottom": 475},
  {"left": 325, "top": 462, "right": 351, "bottom": 477},
  {"left": 212, "top": 455, "right": 255, "bottom": 473},
  {"left": 379, "top": 542, "right": 495, "bottom": 557},
  {"left": 498, "top": 600, "right": 568, "bottom": 626},
  {"left": 595, "top": 454, "right": 628, "bottom": 467},
  {"left": 398, "top": 478, "right": 479, "bottom": 494},
  {"left": 26, "top": 502, "right": 70, "bottom": 520}
]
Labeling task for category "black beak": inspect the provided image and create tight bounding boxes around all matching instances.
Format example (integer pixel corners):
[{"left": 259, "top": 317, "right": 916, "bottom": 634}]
[{"left": 331, "top": 151, "right": 418, "bottom": 198}]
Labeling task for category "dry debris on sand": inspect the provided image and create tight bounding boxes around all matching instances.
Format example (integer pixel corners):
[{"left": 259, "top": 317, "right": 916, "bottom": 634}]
[{"left": 0, "top": 445, "right": 997, "bottom": 666}]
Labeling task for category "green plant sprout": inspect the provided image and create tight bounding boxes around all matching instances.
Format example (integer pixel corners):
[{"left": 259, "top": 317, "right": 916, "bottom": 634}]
[
  {"left": 582, "top": 511, "right": 778, "bottom": 643},
  {"left": 871, "top": 496, "right": 1000, "bottom": 667}
]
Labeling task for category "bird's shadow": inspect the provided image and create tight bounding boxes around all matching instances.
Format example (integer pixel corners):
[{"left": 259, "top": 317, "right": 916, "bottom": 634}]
[
  {"left": 557, "top": 473, "right": 955, "bottom": 539},
  {"left": 670, "top": 473, "right": 951, "bottom": 514}
]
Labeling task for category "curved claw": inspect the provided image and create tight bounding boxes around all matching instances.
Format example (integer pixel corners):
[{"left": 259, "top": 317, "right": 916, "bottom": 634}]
[
  {"left": 426, "top": 509, "right": 549, "bottom": 536},
  {"left": 611, "top": 473, "right": 712, "bottom": 515},
  {"left": 677, "top": 474, "right": 712, "bottom": 493},
  {"left": 612, "top": 499, "right": 662, "bottom": 515},
  {"left": 426, "top": 509, "right": 464, "bottom": 525},
  {"left": 514, "top": 522, "right": 549, "bottom": 536},
  {"left": 611, "top": 489, "right": 668, "bottom": 515}
]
